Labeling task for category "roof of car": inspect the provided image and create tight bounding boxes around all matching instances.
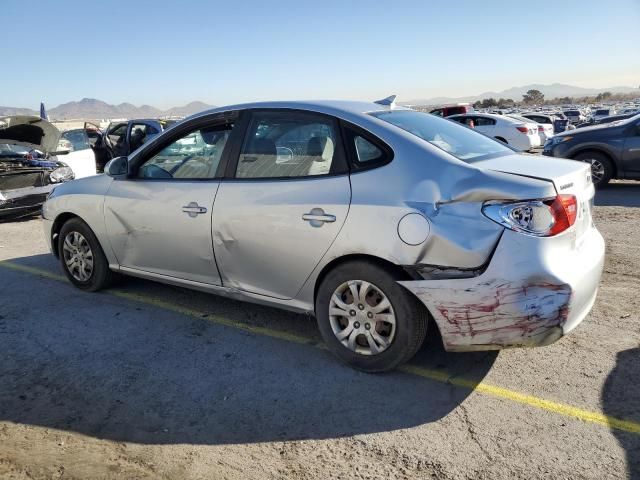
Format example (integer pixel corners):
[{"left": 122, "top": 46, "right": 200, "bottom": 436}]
[{"left": 189, "top": 100, "right": 410, "bottom": 122}]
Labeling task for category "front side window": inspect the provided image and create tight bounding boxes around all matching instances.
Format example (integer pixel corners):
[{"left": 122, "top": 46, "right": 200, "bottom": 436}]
[
  {"left": 138, "top": 124, "right": 232, "bottom": 179},
  {"left": 107, "top": 123, "right": 127, "bottom": 144},
  {"left": 129, "top": 123, "right": 160, "bottom": 151},
  {"left": 372, "top": 110, "right": 513, "bottom": 163},
  {"left": 236, "top": 112, "right": 339, "bottom": 178}
]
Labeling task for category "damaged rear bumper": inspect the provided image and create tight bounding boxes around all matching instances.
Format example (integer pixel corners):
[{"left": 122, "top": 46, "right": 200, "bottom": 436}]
[{"left": 399, "top": 225, "right": 605, "bottom": 351}]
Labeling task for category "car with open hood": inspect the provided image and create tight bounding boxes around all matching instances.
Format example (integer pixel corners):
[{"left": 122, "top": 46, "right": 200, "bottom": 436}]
[
  {"left": 0, "top": 116, "right": 76, "bottom": 220},
  {"left": 42, "top": 98, "right": 604, "bottom": 372}
]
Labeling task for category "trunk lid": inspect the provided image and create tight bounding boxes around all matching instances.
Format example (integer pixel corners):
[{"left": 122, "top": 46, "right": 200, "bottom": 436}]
[{"left": 475, "top": 154, "right": 594, "bottom": 240}]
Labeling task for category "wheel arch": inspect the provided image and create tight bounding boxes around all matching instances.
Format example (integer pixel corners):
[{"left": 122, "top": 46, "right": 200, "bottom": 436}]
[
  {"left": 50, "top": 212, "right": 81, "bottom": 258},
  {"left": 570, "top": 147, "right": 618, "bottom": 178},
  {"left": 313, "top": 253, "right": 414, "bottom": 309}
]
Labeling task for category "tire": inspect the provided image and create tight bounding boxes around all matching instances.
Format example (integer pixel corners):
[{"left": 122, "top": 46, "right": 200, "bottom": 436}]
[
  {"left": 495, "top": 136, "right": 507, "bottom": 144},
  {"left": 58, "top": 217, "right": 115, "bottom": 292},
  {"left": 315, "top": 260, "right": 428, "bottom": 372},
  {"left": 573, "top": 151, "right": 613, "bottom": 188}
]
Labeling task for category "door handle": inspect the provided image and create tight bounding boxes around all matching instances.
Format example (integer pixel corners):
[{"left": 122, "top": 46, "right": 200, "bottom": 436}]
[
  {"left": 182, "top": 202, "right": 207, "bottom": 218},
  {"left": 302, "top": 208, "right": 336, "bottom": 227}
]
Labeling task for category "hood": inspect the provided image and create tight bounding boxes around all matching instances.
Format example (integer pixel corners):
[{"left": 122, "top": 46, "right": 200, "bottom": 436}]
[
  {"left": 0, "top": 116, "right": 61, "bottom": 154},
  {"left": 555, "top": 122, "right": 619, "bottom": 137}
]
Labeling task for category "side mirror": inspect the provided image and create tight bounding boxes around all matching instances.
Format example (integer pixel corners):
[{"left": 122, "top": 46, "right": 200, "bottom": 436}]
[{"left": 104, "top": 156, "right": 128, "bottom": 178}]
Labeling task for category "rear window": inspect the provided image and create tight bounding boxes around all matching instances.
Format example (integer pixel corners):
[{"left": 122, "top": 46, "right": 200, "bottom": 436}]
[
  {"left": 371, "top": 110, "right": 513, "bottom": 163},
  {"left": 60, "top": 129, "right": 90, "bottom": 152},
  {"left": 565, "top": 110, "right": 579, "bottom": 115}
]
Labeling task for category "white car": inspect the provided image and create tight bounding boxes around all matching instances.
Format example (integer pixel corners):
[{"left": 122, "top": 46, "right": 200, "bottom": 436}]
[
  {"left": 56, "top": 128, "right": 98, "bottom": 179},
  {"left": 509, "top": 114, "right": 554, "bottom": 145},
  {"left": 448, "top": 113, "right": 541, "bottom": 151}
]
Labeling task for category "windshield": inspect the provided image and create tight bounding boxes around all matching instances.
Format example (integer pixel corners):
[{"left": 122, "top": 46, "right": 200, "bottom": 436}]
[{"left": 371, "top": 110, "right": 513, "bottom": 163}]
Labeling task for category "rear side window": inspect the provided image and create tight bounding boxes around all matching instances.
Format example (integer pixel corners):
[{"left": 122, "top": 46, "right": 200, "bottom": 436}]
[
  {"left": 236, "top": 111, "right": 344, "bottom": 178},
  {"left": 354, "top": 136, "right": 383, "bottom": 163},
  {"left": 474, "top": 117, "right": 496, "bottom": 126},
  {"left": 60, "top": 130, "right": 90, "bottom": 152},
  {"left": 430, "top": 109, "right": 443, "bottom": 117}
]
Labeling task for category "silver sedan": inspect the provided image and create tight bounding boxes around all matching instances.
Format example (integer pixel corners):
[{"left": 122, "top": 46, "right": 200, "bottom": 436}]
[{"left": 42, "top": 98, "right": 605, "bottom": 372}]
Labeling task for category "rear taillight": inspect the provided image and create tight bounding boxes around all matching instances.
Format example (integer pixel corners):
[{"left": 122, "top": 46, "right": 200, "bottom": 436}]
[
  {"left": 482, "top": 194, "right": 577, "bottom": 237},
  {"left": 516, "top": 126, "right": 529, "bottom": 133},
  {"left": 547, "top": 194, "right": 577, "bottom": 235}
]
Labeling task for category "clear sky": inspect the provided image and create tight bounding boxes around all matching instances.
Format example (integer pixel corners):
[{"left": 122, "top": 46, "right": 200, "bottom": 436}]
[{"left": 3, "top": 0, "right": 639, "bottom": 108}]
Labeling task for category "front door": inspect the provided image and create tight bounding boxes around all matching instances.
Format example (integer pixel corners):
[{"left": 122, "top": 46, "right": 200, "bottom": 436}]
[
  {"left": 212, "top": 110, "right": 351, "bottom": 299},
  {"left": 104, "top": 122, "right": 235, "bottom": 285},
  {"left": 622, "top": 119, "right": 640, "bottom": 175}
]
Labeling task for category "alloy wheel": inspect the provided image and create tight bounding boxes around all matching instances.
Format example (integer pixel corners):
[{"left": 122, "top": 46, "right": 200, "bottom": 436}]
[
  {"left": 589, "top": 159, "right": 605, "bottom": 185},
  {"left": 62, "top": 231, "right": 94, "bottom": 282},
  {"left": 328, "top": 280, "right": 396, "bottom": 355}
]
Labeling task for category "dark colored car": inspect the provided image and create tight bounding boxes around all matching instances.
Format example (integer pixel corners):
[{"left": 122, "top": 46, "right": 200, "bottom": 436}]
[
  {"left": 575, "top": 113, "right": 638, "bottom": 129},
  {"left": 102, "top": 119, "right": 178, "bottom": 159},
  {"left": 0, "top": 116, "right": 75, "bottom": 220},
  {"left": 429, "top": 105, "right": 474, "bottom": 117},
  {"left": 543, "top": 113, "right": 640, "bottom": 187}
]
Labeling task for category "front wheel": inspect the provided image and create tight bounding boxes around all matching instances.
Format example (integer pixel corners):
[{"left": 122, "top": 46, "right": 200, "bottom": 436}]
[
  {"left": 315, "top": 261, "right": 428, "bottom": 372},
  {"left": 58, "top": 218, "right": 115, "bottom": 291},
  {"left": 573, "top": 151, "right": 613, "bottom": 188}
]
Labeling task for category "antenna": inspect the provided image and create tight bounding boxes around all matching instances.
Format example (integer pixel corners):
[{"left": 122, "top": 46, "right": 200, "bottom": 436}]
[{"left": 374, "top": 95, "right": 397, "bottom": 108}]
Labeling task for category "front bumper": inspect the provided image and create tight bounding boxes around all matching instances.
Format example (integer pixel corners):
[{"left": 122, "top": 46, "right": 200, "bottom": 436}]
[
  {"left": 400, "top": 225, "right": 605, "bottom": 351},
  {"left": 0, "top": 185, "right": 54, "bottom": 220}
]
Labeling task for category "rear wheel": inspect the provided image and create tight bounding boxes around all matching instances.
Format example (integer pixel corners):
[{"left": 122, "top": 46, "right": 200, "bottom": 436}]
[
  {"left": 315, "top": 261, "right": 428, "bottom": 372},
  {"left": 573, "top": 151, "right": 613, "bottom": 188},
  {"left": 58, "top": 218, "right": 115, "bottom": 291}
]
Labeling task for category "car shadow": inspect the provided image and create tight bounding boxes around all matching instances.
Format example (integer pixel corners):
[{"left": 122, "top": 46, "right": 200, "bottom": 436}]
[
  {"left": 0, "top": 253, "right": 498, "bottom": 446},
  {"left": 602, "top": 347, "right": 640, "bottom": 479},
  {"left": 595, "top": 182, "right": 640, "bottom": 207}
]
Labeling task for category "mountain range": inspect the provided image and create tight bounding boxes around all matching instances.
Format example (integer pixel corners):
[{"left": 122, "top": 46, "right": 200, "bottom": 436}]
[
  {"left": 2, "top": 83, "right": 638, "bottom": 119},
  {"left": 0, "top": 98, "right": 215, "bottom": 120},
  {"left": 404, "top": 83, "right": 639, "bottom": 105}
]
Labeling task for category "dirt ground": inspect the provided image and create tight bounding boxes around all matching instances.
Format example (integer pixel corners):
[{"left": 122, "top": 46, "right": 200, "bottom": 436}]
[{"left": 0, "top": 182, "right": 639, "bottom": 480}]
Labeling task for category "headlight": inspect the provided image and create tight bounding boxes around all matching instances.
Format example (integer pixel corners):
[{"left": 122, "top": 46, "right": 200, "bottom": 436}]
[
  {"left": 551, "top": 135, "right": 573, "bottom": 145},
  {"left": 49, "top": 166, "right": 75, "bottom": 183}
]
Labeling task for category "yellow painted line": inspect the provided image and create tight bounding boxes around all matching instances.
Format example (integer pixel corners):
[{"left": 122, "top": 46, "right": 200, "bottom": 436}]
[{"left": 1, "top": 259, "right": 639, "bottom": 435}]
